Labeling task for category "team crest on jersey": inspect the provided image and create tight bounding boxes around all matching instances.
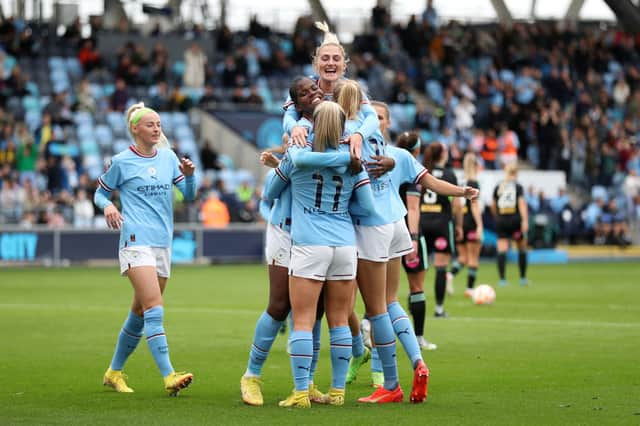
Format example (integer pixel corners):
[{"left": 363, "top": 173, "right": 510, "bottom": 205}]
[{"left": 148, "top": 167, "right": 157, "bottom": 179}]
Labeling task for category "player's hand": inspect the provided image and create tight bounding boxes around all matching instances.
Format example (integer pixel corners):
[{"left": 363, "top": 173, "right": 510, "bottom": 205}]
[
  {"left": 290, "top": 126, "right": 308, "bottom": 147},
  {"left": 348, "top": 132, "right": 363, "bottom": 159},
  {"left": 179, "top": 157, "right": 195, "bottom": 176},
  {"left": 476, "top": 225, "right": 484, "bottom": 242},
  {"left": 463, "top": 186, "right": 479, "bottom": 200},
  {"left": 104, "top": 204, "right": 123, "bottom": 230},
  {"left": 521, "top": 221, "right": 529, "bottom": 236},
  {"left": 367, "top": 155, "right": 395, "bottom": 178},
  {"left": 405, "top": 240, "right": 419, "bottom": 265},
  {"left": 260, "top": 151, "right": 280, "bottom": 168},
  {"left": 349, "top": 153, "right": 362, "bottom": 174}
]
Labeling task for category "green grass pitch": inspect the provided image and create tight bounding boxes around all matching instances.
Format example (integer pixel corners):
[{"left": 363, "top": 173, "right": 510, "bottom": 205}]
[{"left": 1, "top": 262, "right": 639, "bottom": 425}]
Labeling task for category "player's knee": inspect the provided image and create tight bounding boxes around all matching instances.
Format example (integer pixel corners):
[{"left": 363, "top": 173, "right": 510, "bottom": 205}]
[{"left": 267, "top": 302, "right": 290, "bottom": 321}]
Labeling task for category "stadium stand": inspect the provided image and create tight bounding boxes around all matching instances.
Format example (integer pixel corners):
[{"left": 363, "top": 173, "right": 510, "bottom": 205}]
[{"left": 0, "top": 5, "right": 638, "bottom": 245}]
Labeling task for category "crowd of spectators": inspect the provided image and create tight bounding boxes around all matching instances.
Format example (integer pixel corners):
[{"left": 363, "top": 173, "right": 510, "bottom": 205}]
[{"left": 1, "top": 6, "right": 639, "bottom": 242}]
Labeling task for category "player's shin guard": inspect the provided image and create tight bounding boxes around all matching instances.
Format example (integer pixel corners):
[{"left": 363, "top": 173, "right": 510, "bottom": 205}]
[
  {"left": 518, "top": 251, "right": 527, "bottom": 279},
  {"left": 144, "top": 306, "right": 174, "bottom": 378},
  {"left": 289, "top": 330, "right": 313, "bottom": 391},
  {"left": 329, "top": 326, "right": 352, "bottom": 389},
  {"left": 246, "top": 311, "right": 283, "bottom": 376},
  {"left": 467, "top": 267, "right": 477, "bottom": 289},
  {"left": 110, "top": 311, "right": 144, "bottom": 371},
  {"left": 450, "top": 259, "right": 463, "bottom": 276},
  {"left": 371, "top": 346, "right": 382, "bottom": 373},
  {"left": 408, "top": 292, "right": 426, "bottom": 337},
  {"left": 497, "top": 252, "right": 507, "bottom": 280},
  {"left": 388, "top": 302, "right": 422, "bottom": 367},
  {"left": 352, "top": 333, "right": 365, "bottom": 358},
  {"left": 370, "top": 313, "right": 399, "bottom": 391},
  {"left": 435, "top": 267, "right": 447, "bottom": 306},
  {"left": 309, "top": 320, "right": 321, "bottom": 383}
]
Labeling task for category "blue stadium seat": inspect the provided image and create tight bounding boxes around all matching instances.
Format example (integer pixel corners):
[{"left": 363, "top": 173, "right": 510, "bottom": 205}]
[
  {"left": 76, "top": 124, "right": 95, "bottom": 141},
  {"left": 50, "top": 69, "right": 70, "bottom": 84},
  {"left": 65, "top": 57, "right": 82, "bottom": 78},
  {"left": 95, "top": 124, "right": 114, "bottom": 147},
  {"left": 26, "top": 81, "right": 39, "bottom": 97},
  {"left": 107, "top": 112, "right": 126, "bottom": 132},
  {"left": 218, "top": 154, "right": 235, "bottom": 170},
  {"left": 425, "top": 80, "right": 443, "bottom": 105},
  {"left": 171, "top": 112, "right": 189, "bottom": 126},
  {"left": 218, "top": 169, "right": 237, "bottom": 190},
  {"left": 172, "top": 61, "right": 186, "bottom": 78},
  {"left": 48, "top": 56, "right": 65, "bottom": 71},
  {"left": 74, "top": 111, "right": 93, "bottom": 126},
  {"left": 102, "top": 83, "right": 116, "bottom": 97},
  {"left": 82, "top": 154, "right": 103, "bottom": 180},
  {"left": 159, "top": 112, "right": 174, "bottom": 128},
  {"left": 174, "top": 125, "right": 194, "bottom": 140},
  {"left": 181, "top": 87, "right": 204, "bottom": 104},
  {"left": 3, "top": 54, "right": 16, "bottom": 75},
  {"left": 25, "top": 110, "right": 42, "bottom": 132},
  {"left": 89, "top": 84, "right": 105, "bottom": 99},
  {"left": 21, "top": 96, "right": 41, "bottom": 112},
  {"left": 234, "top": 169, "right": 255, "bottom": 187},
  {"left": 113, "top": 138, "right": 130, "bottom": 154},
  {"left": 591, "top": 186, "right": 608, "bottom": 202},
  {"left": 80, "top": 139, "right": 100, "bottom": 156}
]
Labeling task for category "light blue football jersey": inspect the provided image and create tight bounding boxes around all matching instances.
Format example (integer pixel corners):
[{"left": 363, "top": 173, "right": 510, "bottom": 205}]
[
  {"left": 344, "top": 115, "right": 403, "bottom": 226},
  {"left": 95, "top": 146, "right": 196, "bottom": 249},
  {"left": 261, "top": 168, "right": 293, "bottom": 233},
  {"left": 387, "top": 145, "right": 428, "bottom": 190},
  {"left": 265, "top": 148, "right": 374, "bottom": 247},
  {"left": 386, "top": 145, "right": 429, "bottom": 221}
]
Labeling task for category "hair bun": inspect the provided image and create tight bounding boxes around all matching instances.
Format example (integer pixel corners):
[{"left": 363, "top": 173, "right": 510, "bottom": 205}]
[{"left": 314, "top": 21, "right": 340, "bottom": 46}]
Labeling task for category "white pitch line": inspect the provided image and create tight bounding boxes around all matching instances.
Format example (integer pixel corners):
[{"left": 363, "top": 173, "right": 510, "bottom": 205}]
[{"left": 0, "top": 303, "right": 638, "bottom": 329}]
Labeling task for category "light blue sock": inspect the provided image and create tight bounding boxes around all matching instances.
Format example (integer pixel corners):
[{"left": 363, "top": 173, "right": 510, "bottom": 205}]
[
  {"left": 309, "top": 320, "right": 322, "bottom": 383},
  {"left": 371, "top": 347, "right": 382, "bottom": 373},
  {"left": 110, "top": 311, "right": 144, "bottom": 371},
  {"left": 246, "top": 311, "right": 283, "bottom": 376},
  {"left": 388, "top": 301, "right": 422, "bottom": 368},
  {"left": 370, "top": 312, "right": 399, "bottom": 391},
  {"left": 352, "top": 332, "right": 365, "bottom": 358},
  {"left": 144, "top": 306, "right": 174, "bottom": 378},
  {"left": 329, "top": 326, "right": 352, "bottom": 390},
  {"left": 289, "top": 330, "right": 312, "bottom": 391}
]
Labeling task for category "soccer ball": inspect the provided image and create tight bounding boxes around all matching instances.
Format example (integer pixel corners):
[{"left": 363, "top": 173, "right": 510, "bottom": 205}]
[{"left": 472, "top": 284, "right": 496, "bottom": 305}]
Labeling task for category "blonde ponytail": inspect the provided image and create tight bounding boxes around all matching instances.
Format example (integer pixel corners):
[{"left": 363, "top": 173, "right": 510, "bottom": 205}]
[
  {"left": 125, "top": 102, "right": 170, "bottom": 149},
  {"left": 334, "top": 79, "right": 362, "bottom": 120},
  {"left": 312, "top": 101, "right": 345, "bottom": 153}
]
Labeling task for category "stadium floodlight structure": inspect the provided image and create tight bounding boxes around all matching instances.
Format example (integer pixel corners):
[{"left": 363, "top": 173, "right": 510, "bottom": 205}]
[{"left": 603, "top": 0, "right": 640, "bottom": 32}]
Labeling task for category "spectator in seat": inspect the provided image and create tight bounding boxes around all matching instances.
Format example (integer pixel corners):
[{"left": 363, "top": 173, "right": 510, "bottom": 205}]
[
  {"left": 183, "top": 43, "right": 207, "bottom": 89},
  {"left": 198, "top": 85, "right": 221, "bottom": 109},
  {"left": 73, "top": 188, "right": 95, "bottom": 227},
  {"left": 200, "top": 190, "right": 230, "bottom": 228},
  {"left": 43, "top": 90, "right": 73, "bottom": 126},
  {"left": 245, "top": 85, "right": 264, "bottom": 107},
  {"left": 78, "top": 39, "right": 102, "bottom": 73},
  {"left": 200, "top": 141, "right": 221, "bottom": 171},
  {"left": 481, "top": 128, "right": 499, "bottom": 170},
  {"left": 110, "top": 78, "right": 130, "bottom": 112}
]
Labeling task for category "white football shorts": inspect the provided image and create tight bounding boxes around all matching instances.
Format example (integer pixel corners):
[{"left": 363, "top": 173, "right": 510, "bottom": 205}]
[
  {"left": 356, "top": 220, "right": 414, "bottom": 261},
  {"left": 264, "top": 223, "right": 292, "bottom": 268},
  {"left": 289, "top": 245, "right": 357, "bottom": 281},
  {"left": 119, "top": 246, "right": 171, "bottom": 278}
]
